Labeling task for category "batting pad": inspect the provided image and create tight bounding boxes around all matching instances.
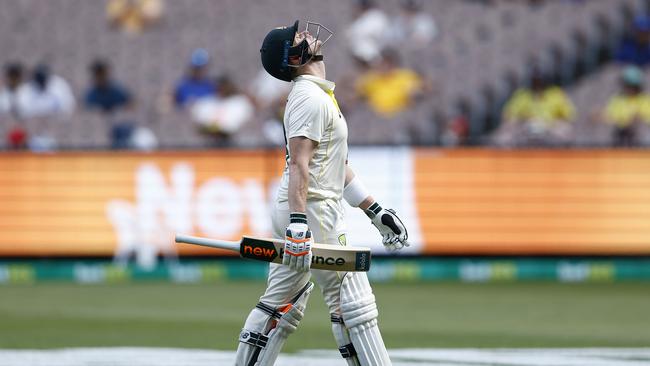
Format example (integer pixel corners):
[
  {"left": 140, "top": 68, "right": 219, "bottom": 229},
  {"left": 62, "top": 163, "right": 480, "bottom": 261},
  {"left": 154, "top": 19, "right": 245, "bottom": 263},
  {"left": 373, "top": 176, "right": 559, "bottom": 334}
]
[
  {"left": 235, "top": 282, "right": 314, "bottom": 366},
  {"left": 340, "top": 273, "right": 392, "bottom": 365}
]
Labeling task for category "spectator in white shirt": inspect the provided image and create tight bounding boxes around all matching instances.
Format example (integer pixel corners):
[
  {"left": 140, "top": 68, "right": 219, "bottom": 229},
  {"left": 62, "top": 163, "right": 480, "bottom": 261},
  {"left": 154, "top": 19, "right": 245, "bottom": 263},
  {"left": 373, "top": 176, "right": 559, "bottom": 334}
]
[
  {"left": 247, "top": 68, "right": 292, "bottom": 147},
  {"left": 16, "top": 64, "right": 75, "bottom": 119},
  {"left": 345, "top": 0, "right": 390, "bottom": 65},
  {"left": 191, "top": 76, "right": 254, "bottom": 145},
  {"left": 248, "top": 68, "right": 291, "bottom": 110}
]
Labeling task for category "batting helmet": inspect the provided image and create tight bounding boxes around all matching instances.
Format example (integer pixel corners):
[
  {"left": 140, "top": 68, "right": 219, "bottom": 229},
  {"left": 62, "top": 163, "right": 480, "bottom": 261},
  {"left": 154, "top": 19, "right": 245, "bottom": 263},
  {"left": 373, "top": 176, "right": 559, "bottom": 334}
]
[{"left": 260, "top": 20, "right": 332, "bottom": 82}]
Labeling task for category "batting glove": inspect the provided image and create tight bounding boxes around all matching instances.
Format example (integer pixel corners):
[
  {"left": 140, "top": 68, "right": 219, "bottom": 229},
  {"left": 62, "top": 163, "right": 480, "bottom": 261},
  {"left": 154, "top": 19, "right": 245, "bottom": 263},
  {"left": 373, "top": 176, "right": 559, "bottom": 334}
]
[
  {"left": 283, "top": 212, "right": 313, "bottom": 272},
  {"left": 365, "top": 202, "right": 409, "bottom": 251}
]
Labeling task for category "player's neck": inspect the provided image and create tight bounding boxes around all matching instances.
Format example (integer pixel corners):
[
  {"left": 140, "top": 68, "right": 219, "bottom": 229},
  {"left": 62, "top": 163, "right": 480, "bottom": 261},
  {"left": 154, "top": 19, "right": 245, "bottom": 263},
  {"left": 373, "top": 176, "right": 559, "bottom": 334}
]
[{"left": 296, "top": 61, "right": 326, "bottom": 80}]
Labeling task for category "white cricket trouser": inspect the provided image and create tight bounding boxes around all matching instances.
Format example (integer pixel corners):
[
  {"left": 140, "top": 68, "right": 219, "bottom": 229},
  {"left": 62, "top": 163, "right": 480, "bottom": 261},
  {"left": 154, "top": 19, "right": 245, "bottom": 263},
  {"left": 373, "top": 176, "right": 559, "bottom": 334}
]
[{"left": 261, "top": 198, "right": 347, "bottom": 313}]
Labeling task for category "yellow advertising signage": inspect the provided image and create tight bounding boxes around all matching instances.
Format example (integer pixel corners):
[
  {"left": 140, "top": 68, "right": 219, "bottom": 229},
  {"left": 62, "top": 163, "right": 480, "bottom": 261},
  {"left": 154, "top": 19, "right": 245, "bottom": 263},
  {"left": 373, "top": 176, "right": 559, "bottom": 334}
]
[{"left": 0, "top": 149, "right": 649, "bottom": 256}]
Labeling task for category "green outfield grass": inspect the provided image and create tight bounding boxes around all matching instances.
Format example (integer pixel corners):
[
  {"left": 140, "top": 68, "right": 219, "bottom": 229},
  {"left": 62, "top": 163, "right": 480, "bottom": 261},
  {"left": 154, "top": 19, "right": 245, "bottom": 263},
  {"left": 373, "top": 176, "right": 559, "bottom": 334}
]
[{"left": 1, "top": 282, "right": 649, "bottom": 351}]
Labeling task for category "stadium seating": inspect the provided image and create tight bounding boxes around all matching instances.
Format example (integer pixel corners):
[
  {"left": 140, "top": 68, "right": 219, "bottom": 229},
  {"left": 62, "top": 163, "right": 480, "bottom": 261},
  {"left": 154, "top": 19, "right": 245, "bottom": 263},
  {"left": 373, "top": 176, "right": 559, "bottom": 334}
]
[
  {"left": 0, "top": 0, "right": 646, "bottom": 148},
  {"left": 567, "top": 63, "right": 650, "bottom": 146}
]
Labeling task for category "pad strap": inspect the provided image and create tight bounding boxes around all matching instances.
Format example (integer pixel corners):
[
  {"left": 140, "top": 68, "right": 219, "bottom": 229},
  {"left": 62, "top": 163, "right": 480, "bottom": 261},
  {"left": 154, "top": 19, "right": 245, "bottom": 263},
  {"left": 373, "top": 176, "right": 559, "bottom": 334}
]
[
  {"left": 239, "top": 330, "right": 269, "bottom": 348},
  {"left": 338, "top": 343, "right": 357, "bottom": 358},
  {"left": 330, "top": 314, "right": 344, "bottom": 324},
  {"left": 255, "top": 302, "right": 283, "bottom": 319}
]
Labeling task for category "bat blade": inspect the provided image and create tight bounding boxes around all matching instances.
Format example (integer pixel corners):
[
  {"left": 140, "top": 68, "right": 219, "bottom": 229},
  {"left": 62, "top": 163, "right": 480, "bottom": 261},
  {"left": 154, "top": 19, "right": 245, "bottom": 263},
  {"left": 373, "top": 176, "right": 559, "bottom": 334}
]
[{"left": 239, "top": 236, "right": 371, "bottom": 272}]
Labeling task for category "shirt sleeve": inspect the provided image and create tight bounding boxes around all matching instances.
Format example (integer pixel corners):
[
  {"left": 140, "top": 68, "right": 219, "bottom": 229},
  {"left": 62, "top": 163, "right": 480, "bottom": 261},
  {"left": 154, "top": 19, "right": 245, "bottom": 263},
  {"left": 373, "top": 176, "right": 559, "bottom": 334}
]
[
  {"left": 84, "top": 89, "right": 96, "bottom": 108},
  {"left": 285, "top": 93, "right": 327, "bottom": 142},
  {"left": 640, "top": 97, "right": 650, "bottom": 122},
  {"left": 404, "top": 70, "right": 422, "bottom": 93},
  {"left": 117, "top": 85, "right": 132, "bottom": 104},
  {"left": 503, "top": 89, "right": 528, "bottom": 121},
  {"left": 604, "top": 99, "right": 616, "bottom": 122},
  {"left": 54, "top": 77, "right": 76, "bottom": 115},
  {"left": 550, "top": 89, "right": 575, "bottom": 121}
]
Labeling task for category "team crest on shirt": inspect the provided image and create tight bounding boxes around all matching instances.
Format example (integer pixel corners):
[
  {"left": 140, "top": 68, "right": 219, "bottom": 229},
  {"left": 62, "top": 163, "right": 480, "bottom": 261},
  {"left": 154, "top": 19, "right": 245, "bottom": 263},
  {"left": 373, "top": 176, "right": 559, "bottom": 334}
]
[{"left": 338, "top": 234, "right": 347, "bottom": 246}]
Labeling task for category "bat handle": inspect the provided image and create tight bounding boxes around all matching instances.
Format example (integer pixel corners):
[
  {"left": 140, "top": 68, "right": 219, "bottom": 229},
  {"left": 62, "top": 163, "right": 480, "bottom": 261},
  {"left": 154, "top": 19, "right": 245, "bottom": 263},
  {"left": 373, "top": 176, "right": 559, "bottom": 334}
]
[{"left": 175, "top": 234, "right": 241, "bottom": 252}]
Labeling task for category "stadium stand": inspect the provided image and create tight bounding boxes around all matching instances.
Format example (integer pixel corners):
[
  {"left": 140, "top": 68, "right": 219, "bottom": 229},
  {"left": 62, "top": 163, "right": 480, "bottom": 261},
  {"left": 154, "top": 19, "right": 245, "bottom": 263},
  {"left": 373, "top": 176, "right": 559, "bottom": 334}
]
[
  {"left": 568, "top": 63, "right": 650, "bottom": 146},
  {"left": 0, "top": 0, "right": 647, "bottom": 149}
]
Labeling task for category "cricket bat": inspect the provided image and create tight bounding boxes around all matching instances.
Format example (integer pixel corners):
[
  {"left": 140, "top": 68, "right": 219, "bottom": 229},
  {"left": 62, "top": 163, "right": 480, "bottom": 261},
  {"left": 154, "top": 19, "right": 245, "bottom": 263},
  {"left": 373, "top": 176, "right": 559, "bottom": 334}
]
[{"left": 175, "top": 234, "right": 371, "bottom": 272}]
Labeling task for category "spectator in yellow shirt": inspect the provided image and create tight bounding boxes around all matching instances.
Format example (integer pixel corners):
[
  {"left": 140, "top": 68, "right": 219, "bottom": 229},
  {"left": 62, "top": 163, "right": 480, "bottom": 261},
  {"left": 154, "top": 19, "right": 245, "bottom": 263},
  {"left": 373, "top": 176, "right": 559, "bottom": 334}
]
[
  {"left": 494, "top": 70, "right": 575, "bottom": 146},
  {"left": 355, "top": 49, "right": 424, "bottom": 117},
  {"left": 107, "top": 0, "right": 164, "bottom": 35},
  {"left": 602, "top": 66, "right": 650, "bottom": 146}
]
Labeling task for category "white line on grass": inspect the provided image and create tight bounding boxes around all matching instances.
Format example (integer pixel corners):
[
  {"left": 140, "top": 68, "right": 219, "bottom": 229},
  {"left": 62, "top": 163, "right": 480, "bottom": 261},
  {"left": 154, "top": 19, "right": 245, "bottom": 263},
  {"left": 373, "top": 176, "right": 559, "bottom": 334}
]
[{"left": 0, "top": 348, "right": 649, "bottom": 366}]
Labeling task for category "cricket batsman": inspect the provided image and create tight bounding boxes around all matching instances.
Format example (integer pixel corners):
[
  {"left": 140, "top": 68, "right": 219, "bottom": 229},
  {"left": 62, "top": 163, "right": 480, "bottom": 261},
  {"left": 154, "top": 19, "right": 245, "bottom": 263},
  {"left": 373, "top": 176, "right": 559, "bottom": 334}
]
[{"left": 235, "top": 20, "right": 409, "bottom": 366}]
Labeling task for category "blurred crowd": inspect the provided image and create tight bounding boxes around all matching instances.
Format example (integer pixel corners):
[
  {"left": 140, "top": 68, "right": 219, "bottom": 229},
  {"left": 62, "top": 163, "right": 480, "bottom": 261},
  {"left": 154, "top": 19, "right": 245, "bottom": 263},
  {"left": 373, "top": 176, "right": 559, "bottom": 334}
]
[
  {"left": 1, "top": 0, "right": 649, "bottom": 150},
  {"left": 492, "top": 14, "right": 650, "bottom": 147},
  {"left": 0, "top": 59, "right": 146, "bottom": 150}
]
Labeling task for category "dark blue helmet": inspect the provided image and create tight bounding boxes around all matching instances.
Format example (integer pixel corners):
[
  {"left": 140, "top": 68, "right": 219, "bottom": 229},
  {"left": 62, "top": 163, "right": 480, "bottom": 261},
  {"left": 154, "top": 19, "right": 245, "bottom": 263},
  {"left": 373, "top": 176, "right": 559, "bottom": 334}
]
[{"left": 260, "top": 20, "right": 331, "bottom": 82}]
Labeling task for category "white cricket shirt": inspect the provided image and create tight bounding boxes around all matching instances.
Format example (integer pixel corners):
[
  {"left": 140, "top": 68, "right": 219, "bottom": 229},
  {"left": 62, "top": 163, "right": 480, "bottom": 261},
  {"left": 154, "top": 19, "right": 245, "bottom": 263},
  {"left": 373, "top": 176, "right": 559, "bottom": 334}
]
[{"left": 276, "top": 74, "right": 349, "bottom": 203}]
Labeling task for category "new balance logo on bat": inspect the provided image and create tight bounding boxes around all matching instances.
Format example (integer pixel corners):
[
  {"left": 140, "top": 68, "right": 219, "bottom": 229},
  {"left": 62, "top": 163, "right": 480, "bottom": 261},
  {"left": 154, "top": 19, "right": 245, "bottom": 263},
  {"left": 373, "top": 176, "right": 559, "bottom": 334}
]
[
  {"left": 242, "top": 245, "right": 277, "bottom": 260},
  {"left": 309, "top": 254, "right": 346, "bottom": 266},
  {"left": 240, "top": 240, "right": 346, "bottom": 266},
  {"left": 240, "top": 239, "right": 279, "bottom": 261}
]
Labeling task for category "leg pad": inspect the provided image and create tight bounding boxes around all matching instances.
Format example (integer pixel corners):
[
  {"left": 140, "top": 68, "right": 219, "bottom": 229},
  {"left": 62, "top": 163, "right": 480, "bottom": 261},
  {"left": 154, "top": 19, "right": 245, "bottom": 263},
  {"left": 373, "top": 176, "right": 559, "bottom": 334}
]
[
  {"left": 338, "top": 273, "right": 391, "bottom": 365},
  {"left": 234, "top": 282, "right": 313, "bottom": 366}
]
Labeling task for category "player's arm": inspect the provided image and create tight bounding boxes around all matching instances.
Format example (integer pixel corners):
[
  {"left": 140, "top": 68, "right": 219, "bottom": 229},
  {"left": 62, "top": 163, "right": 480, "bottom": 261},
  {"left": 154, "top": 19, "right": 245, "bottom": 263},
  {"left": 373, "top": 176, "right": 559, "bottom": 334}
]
[
  {"left": 344, "top": 166, "right": 409, "bottom": 250},
  {"left": 288, "top": 137, "right": 317, "bottom": 213},
  {"left": 283, "top": 136, "right": 317, "bottom": 272}
]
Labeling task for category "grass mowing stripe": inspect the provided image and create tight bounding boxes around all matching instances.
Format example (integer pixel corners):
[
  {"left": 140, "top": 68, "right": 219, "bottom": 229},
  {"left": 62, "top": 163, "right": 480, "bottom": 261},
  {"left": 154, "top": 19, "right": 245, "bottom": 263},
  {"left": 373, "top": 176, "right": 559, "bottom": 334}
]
[{"left": 1, "top": 282, "right": 649, "bottom": 350}]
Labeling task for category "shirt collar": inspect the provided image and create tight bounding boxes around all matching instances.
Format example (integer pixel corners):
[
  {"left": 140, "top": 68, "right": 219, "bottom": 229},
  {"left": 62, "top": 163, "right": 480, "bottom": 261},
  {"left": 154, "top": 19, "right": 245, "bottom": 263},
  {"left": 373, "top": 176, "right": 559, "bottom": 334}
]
[{"left": 294, "top": 74, "right": 336, "bottom": 92}]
